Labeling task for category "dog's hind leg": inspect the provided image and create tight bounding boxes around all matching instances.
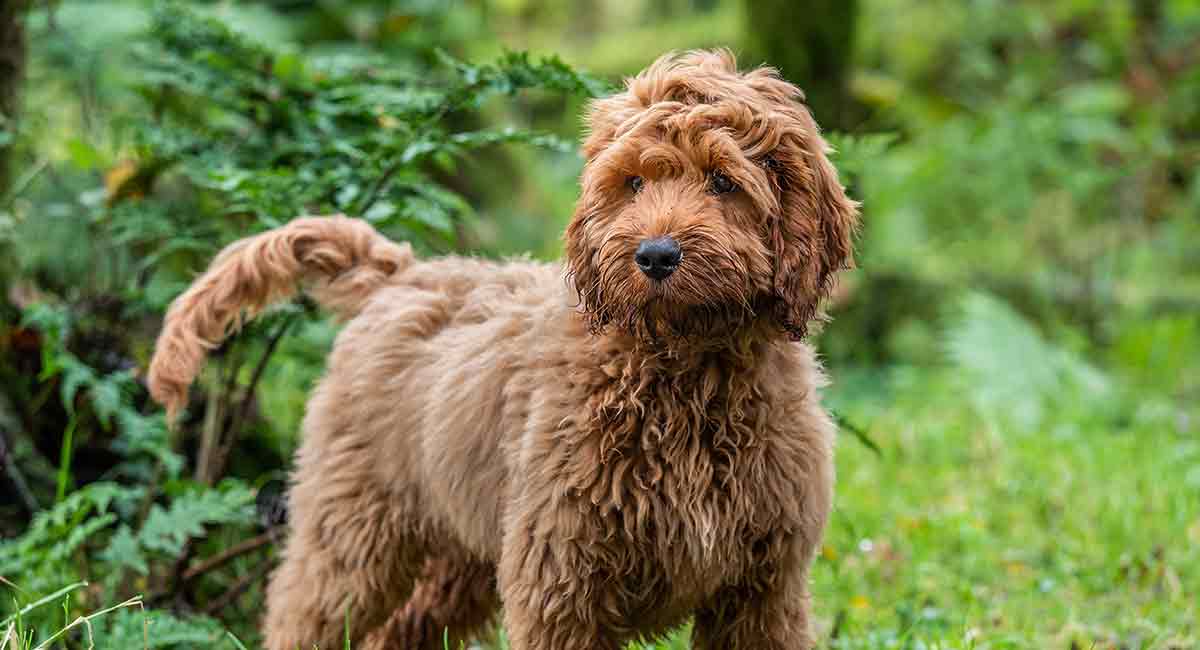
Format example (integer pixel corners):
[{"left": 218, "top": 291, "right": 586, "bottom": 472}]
[
  {"left": 260, "top": 388, "right": 430, "bottom": 650},
  {"left": 363, "top": 551, "right": 500, "bottom": 650},
  {"left": 260, "top": 468, "right": 428, "bottom": 650}
]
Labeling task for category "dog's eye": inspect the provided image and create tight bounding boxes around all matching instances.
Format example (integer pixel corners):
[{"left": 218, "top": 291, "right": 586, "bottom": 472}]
[
  {"left": 709, "top": 171, "right": 737, "bottom": 195},
  {"left": 627, "top": 176, "right": 644, "bottom": 194}
]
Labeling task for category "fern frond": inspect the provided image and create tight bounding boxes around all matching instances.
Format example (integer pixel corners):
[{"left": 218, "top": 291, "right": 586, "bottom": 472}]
[
  {"left": 138, "top": 482, "right": 256, "bottom": 556},
  {"left": 946, "top": 291, "right": 1112, "bottom": 433}
]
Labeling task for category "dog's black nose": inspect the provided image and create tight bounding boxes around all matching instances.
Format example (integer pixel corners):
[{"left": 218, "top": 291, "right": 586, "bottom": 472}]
[{"left": 634, "top": 237, "right": 682, "bottom": 281}]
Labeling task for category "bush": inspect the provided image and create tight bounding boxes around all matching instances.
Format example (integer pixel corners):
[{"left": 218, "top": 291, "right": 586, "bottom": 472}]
[{"left": 0, "top": 3, "right": 600, "bottom": 645}]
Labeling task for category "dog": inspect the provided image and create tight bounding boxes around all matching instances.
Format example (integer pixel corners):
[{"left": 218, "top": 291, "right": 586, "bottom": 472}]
[{"left": 148, "top": 49, "right": 858, "bottom": 650}]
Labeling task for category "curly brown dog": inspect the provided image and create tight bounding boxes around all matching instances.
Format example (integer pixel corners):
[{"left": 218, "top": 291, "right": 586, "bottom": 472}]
[{"left": 148, "top": 49, "right": 858, "bottom": 650}]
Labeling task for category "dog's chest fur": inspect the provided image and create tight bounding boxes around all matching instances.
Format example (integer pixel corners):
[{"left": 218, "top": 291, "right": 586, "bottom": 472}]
[{"left": 554, "top": 337, "right": 812, "bottom": 614}]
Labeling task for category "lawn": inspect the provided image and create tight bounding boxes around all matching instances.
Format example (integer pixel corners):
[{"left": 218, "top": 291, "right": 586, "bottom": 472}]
[{"left": 809, "top": 373, "right": 1198, "bottom": 649}]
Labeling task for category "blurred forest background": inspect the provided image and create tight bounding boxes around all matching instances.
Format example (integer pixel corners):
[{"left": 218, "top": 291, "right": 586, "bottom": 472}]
[{"left": 1, "top": 0, "right": 1198, "bottom": 648}]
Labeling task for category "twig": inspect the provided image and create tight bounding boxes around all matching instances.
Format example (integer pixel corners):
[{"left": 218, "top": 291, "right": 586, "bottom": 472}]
[
  {"left": 194, "top": 355, "right": 227, "bottom": 485},
  {"left": 165, "top": 543, "right": 194, "bottom": 611},
  {"left": 355, "top": 158, "right": 404, "bottom": 216},
  {"left": 202, "top": 559, "right": 274, "bottom": 616},
  {"left": 231, "top": 315, "right": 293, "bottom": 438},
  {"left": 174, "top": 326, "right": 283, "bottom": 601},
  {"left": 831, "top": 410, "right": 882, "bottom": 457},
  {"left": 181, "top": 529, "right": 277, "bottom": 583},
  {"left": 148, "top": 529, "right": 278, "bottom": 605},
  {"left": 210, "top": 314, "right": 295, "bottom": 481}
]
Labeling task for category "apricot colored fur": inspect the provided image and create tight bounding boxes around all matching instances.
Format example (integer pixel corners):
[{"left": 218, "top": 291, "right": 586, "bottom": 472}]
[{"left": 148, "top": 49, "right": 858, "bottom": 650}]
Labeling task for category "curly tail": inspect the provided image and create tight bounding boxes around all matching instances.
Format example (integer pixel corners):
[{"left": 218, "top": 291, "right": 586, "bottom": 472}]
[{"left": 147, "top": 215, "right": 413, "bottom": 419}]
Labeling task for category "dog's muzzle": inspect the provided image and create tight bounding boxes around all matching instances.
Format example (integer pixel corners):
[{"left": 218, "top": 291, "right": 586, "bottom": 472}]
[{"left": 634, "top": 236, "right": 682, "bottom": 281}]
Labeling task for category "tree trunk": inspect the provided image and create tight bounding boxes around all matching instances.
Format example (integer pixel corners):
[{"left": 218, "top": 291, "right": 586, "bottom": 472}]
[
  {"left": 741, "top": 0, "right": 859, "bottom": 130},
  {"left": 0, "top": 0, "right": 28, "bottom": 195}
]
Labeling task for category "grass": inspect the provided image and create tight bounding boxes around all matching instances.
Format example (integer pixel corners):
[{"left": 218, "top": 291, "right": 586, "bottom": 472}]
[
  {"left": 803, "top": 370, "right": 1198, "bottom": 650},
  {"left": 2, "top": 583, "right": 145, "bottom": 650}
]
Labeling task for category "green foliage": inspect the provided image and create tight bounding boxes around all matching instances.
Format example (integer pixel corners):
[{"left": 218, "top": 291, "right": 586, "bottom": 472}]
[
  {"left": 946, "top": 291, "right": 1111, "bottom": 434},
  {"left": 2, "top": 1, "right": 603, "bottom": 646},
  {"left": 21, "top": 303, "right": 180, "bottom": 479},
  {"left": 117, "top": 2, "right": 602, "bottom": 258},
  {"left": 825, "top": 0, "right": 1200, "bottom": 375},
  {"left": 93, "top": 609, "right": 228, "bottom": 648},
  {"left": 0, "top": 483, "right": 142, "bottom": 591},
  {"left": 2, "top": 589, "right": 226, "bottom": 650},
  {"left": 137, "top": 482, "right": 255, "bottom": 556},
  {"left": 0, "top": 472, "right": 256, "bottom": 639}
]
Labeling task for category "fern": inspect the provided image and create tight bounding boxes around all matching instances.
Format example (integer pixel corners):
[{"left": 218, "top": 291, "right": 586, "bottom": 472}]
[
  {"left": 94, "top": 608, "right": 227, "bottom": 649},
  {"left": 946, "top": 291, "right": 1112, "bottom": 433},
  {"left": 2, "top": 590, "right": 218, "bottom": 650},
  {"left": 21, "top": 303, "right": 126, "bottom": 421},
  {"left": 112, "top": 409, "right": 183, "bottom": 480},
  {"left": 50, "top": 514, "right": 118, "bottom": 563},
  {"left": 0, "top": 478, "right": 255, "bottom": 637},
  {"left": 98, "top": 525, "right": 149, "bottom": 577},
  {"left": 138, "top": 481, "right": 256, "bottom": 556},
  {"left": 120, "top": 3, "right": 604, "bottom": 243},
  {"left": 21, "top": 303, "right": 186, "bottom": 478},
  {"left": 438, "top": 49, "right": 612, "bottom": 103},
  {"left": 0, "top": 482, "right": 142, "bottom": 590}
]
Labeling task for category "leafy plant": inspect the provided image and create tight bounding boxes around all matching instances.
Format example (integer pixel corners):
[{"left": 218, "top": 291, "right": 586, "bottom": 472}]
[
  {"left": 1, "top": 2, "right": 603, "bottom": 646},
  {"left": 946, "top": 291, "right": 1113, "bottom": 434}
]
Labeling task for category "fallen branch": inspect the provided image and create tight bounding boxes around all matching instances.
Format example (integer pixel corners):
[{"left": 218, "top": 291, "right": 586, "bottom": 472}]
[
  {"left": 181, "top": 529, "right": 277, "bottom": 583},
  {"left": 210, "top": 313, "right": 295, "bottom": 482},
  {"left": 202, "top": 559, "right": 274, "bottom": 616}
]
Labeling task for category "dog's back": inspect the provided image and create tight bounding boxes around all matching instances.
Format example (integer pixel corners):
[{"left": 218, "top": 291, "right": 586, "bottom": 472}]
[{"left": 316, "top": 254, "right": 571, "bottom": 559}]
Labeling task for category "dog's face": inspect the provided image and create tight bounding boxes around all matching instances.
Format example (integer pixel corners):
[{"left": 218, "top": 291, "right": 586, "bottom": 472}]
[{"left": 565, "top": 50, "right": 858, "bottom": 341}]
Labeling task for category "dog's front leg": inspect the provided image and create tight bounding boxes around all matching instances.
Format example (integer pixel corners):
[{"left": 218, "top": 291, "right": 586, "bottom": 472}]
[
  {"left": 691, "top": 532, "right": 819, "bottom": 650},
  {"left": 497, "top": 495, "right": 626, "bottom": 650}
]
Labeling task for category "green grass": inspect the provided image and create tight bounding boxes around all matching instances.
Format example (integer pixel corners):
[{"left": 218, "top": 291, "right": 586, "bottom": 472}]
[
  {"left": 804, "top": 372, "right": 1198, "bottom": 650},
  {"left": 1, "top": 583, "right": 145, "bottom": 650}
]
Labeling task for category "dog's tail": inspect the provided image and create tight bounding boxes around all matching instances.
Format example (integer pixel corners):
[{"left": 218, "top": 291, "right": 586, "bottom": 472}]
[{"left": 147, "top": 215, "right": 413, "bottom": 419}]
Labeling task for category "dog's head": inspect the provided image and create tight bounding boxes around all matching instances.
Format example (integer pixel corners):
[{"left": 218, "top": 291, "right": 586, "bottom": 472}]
[{"left": 565, "top": 50, "right": 858, "bottom": 341}]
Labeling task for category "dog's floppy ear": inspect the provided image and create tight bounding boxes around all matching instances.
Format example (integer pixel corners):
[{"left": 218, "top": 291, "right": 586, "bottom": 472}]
[
  {"left": 565, "top": 92, "right": 631, "bottom": 327},
  {"left": 563, "top": 187, "right": 598, "bottom": 325},
  {"left": 767, "top": 120, "right": 859, "bottom": 339}
]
